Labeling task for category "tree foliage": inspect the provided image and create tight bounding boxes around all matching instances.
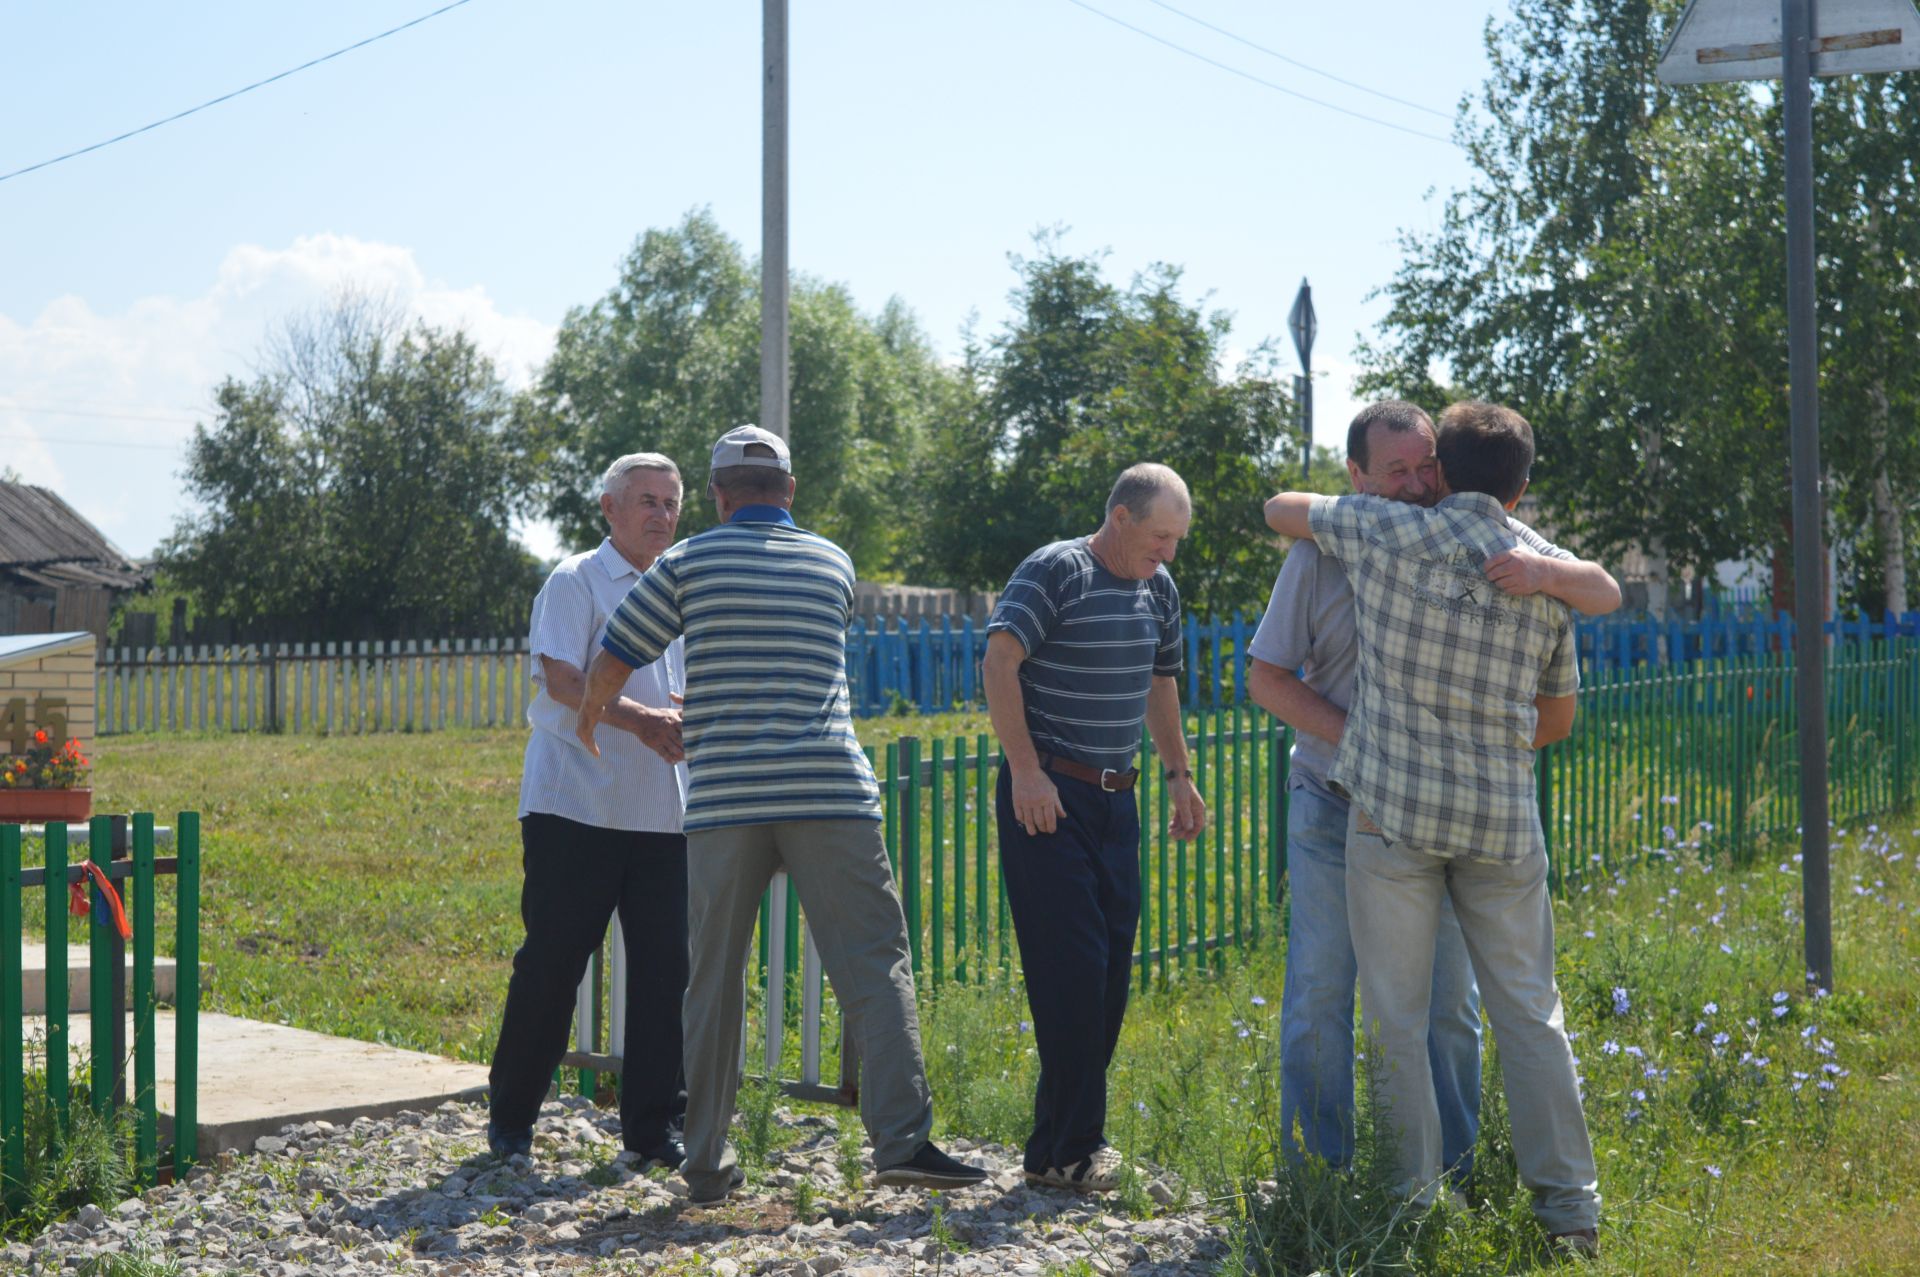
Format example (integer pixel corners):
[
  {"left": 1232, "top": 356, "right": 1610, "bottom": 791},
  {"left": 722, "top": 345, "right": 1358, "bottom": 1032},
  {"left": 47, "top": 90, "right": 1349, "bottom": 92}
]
[
  {"left": 910, "top": 236, "right": 1297, "bottom": 617},
  {"left": 1359, "top": 0, "right": 1920, "bottom": 614},
  {"left": 522, "top": 209, "right": 956, "bottom": 576},
  {"left": 161, "top": 298, "right": 541, "bottom": 639}
]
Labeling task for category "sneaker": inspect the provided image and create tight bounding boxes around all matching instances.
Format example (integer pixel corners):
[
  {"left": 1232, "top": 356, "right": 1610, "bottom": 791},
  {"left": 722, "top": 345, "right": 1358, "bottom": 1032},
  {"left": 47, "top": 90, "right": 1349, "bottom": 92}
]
[
  {"left": 1547, "top": 1228, "right": 1599, "bottom": 1262},
  {"left": 1027, "top": 1145, "right": 1124, "bottom": 1193},
  {"left": 628, "top": 1135, "right": 686, "bottom": 1173},
  {"left": 485, "top": 1121, "right": 532, "bottom": 1161},
  {"left": 687, "top": 1165, "right": 746, "bottom": 1206},
  {"left": 873, "top": 1141, "right": 990, "bottom": 1190}
]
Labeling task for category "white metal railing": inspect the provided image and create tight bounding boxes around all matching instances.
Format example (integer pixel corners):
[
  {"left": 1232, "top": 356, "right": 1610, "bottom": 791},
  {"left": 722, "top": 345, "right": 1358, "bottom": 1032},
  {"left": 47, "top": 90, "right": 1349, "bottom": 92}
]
[{"left": 568, "top": 871, "right": 856, "bottom": 1103}]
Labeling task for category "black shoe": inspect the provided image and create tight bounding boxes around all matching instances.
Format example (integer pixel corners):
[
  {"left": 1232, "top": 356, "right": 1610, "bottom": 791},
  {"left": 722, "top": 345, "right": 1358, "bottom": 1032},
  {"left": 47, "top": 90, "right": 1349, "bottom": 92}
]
[
  {"left": 486, "top": 1121, "right": 532, "bottom": 1161},
  {"left": 688, "top": 1165, "right": 746, "bottom": 1206},
  {"left": 874, "top": 1141, "right": 989, "bottom": 1190},
  {"left": 629, "top": 1135, "right": 686, "bottom": 1173}
]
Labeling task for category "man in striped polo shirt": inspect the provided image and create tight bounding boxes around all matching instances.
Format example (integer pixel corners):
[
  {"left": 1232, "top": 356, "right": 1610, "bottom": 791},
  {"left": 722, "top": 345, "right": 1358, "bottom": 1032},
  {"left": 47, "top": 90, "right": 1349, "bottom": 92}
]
[
  {"left": 983, "top": 463, "right": 1207, "bottom": 1193},
  {"left": 575, "top": 424, "right": 985, "bottom": 1205}
]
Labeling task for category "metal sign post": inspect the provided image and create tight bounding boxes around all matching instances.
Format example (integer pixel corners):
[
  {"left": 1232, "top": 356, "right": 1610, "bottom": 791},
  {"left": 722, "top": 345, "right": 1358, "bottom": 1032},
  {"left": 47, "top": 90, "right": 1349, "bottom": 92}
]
[
  {"left": 761, "top": 0, "right": 790, "bottom": 443},
  {"left": 1657, "top": 0, "right": 1920, "bottom": 991},
  {"left": 1289, "top": 279, "right": 1317, "bottom": 483}
]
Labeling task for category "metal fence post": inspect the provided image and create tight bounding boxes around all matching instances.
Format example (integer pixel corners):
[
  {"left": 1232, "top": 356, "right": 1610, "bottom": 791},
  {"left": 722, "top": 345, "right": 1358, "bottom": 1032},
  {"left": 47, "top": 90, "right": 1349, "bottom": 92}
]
[
  {"left": 1, "top": 823, "right": 24, "bottom": 1211},
  {"left": 174, "top": 811, "right": 200, "bottom": 1178}
]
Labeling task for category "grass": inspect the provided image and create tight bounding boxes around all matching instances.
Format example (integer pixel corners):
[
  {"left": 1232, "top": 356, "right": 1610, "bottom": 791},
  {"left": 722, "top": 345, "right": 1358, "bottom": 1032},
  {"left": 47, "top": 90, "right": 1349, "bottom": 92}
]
[{"left": 17, "top": 728, "right": 1920, "bottom": 1272}]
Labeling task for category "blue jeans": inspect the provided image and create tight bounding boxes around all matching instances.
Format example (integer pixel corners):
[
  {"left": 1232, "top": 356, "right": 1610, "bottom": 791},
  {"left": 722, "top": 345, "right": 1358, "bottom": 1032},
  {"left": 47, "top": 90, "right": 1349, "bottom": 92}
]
[{"left": 1279, "top": 784, "right": 1482, "bottom": 1180}]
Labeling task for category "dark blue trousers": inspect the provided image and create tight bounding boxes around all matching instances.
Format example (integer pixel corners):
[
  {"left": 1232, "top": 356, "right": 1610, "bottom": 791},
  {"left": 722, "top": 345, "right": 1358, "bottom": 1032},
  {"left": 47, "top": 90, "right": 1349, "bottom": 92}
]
[{"left": 997, "top": 762, "right": 1142, "bottom": 1173}]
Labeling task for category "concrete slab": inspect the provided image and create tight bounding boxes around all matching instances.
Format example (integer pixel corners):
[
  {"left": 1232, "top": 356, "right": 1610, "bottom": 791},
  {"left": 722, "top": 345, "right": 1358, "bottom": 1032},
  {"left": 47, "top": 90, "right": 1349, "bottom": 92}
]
[
  {"left": 23, "top": 1011, "right": 490, "bottom": 1160},
  {"left": 16, "top": 942, "right": 180, "bottom": 1014}
]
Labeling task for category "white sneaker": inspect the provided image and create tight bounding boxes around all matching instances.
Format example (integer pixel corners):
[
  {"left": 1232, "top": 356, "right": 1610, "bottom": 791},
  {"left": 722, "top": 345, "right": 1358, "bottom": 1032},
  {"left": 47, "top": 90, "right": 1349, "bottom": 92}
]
[{"left": 1028, "top": 1145, "right": 1125, "bottom": 1193}]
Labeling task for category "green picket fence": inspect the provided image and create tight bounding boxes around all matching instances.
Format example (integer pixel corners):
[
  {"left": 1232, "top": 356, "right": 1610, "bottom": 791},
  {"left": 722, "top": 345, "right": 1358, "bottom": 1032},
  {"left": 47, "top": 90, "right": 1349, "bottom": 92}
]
[
  {"left": 1, "top": 815, "right": 202, "bottom": 1210},
  {"left": 747, "top": 641, "right": 1920, "bottom": 1003},
  {"left": 1539, "top": 642, "right": 1919, "bottom": 887}
]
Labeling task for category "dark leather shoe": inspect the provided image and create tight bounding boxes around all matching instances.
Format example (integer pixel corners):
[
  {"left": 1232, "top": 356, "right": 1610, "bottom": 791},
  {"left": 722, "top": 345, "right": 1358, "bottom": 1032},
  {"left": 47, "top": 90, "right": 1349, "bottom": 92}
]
[
  {"left": 688, "top": 1164, "right": 746, "bottom": 1205},
  {"left": 486, "top": 1121, "right": 532, "bottom": 1161},
  {"left": 629, "top": 1135, "right": 686, "bottom": 1172},
  {"left": 874, "top": 1141, "right": 989, "bottom": 1189}
]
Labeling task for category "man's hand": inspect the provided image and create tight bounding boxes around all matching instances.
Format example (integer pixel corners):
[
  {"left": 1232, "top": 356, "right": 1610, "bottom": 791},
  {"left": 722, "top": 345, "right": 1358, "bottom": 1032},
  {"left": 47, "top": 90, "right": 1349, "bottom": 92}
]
[
  {"left": 1168, "top": 775, "right": 1206, "bottom": 841},
  {"left": 1010, "top": 766, "right": 1067, "bottom": 837},
  {"left": 1483, "top": 545, "right": 1553, "bottom": 596},
  {"left": 575, "top": 700, "right": 607, "bottom": 757},
  {"left": 631, "top": 704, "right": 685, "bottom": 765}
]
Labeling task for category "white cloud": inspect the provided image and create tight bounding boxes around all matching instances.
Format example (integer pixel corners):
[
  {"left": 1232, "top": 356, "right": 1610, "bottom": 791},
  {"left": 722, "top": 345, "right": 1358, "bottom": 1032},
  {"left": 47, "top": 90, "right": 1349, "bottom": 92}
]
[{"left": 0, "top": 235, "right": 556, "bottom": 557}]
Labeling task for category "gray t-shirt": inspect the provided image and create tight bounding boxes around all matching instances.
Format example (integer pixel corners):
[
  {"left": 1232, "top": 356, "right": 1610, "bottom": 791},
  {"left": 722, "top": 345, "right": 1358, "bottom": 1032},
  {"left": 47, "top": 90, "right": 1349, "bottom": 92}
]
[{"left": 1249, "top": 518, "right": 1576, "bottom": 801}]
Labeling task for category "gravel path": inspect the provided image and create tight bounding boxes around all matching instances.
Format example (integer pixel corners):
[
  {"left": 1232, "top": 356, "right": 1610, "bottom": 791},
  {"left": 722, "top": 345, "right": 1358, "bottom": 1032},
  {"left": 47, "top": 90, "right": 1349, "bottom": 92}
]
[{"left": 10, "top": 1097, "right": 1235, "bottom": 1275}]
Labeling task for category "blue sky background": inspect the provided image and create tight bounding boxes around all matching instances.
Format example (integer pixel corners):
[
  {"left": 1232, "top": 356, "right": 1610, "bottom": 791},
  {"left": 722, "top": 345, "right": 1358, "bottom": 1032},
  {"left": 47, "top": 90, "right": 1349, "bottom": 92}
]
[{"left": 0, "top": 0, "right": 1498, "bottom": 558}]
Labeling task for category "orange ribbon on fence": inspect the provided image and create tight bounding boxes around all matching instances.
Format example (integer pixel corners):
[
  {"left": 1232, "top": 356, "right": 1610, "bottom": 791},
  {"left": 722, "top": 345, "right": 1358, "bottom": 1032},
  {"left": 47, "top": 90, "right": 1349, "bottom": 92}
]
[{"left": 67, "top": 859, "right": 134, "bottom": 942}]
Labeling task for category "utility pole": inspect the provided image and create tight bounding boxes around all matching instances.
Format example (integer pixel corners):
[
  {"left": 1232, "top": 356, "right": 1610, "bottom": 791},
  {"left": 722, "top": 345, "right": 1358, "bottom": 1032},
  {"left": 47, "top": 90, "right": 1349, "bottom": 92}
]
[
  {"left": 761, "top": 0, "right": 790, "bottom": 442},
  {"left": 1779, "top": 0, "right": 1832, "bottom": 991}
]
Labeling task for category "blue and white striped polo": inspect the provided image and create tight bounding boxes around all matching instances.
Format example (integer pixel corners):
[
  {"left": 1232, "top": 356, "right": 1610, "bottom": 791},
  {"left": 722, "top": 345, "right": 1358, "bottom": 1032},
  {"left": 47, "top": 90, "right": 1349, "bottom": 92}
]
[
  {"left": 988, "top": 538, "right": 1185, "bottom": 773},
  {"left": 600, "top": 506, "right": 881, "bottom": 832}
]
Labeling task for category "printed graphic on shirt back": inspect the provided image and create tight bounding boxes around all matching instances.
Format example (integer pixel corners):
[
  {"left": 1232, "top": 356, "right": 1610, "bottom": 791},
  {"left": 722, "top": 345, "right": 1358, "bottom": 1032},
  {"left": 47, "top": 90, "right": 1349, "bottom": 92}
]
[{"left": 1410, "top": 547, "right": 1516, "bottom": 628}]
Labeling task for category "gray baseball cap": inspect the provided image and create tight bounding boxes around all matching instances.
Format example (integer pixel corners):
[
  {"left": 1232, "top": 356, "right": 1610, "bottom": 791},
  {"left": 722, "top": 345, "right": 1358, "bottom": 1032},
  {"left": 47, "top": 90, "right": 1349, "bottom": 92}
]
[{"left": 709, "top": 424, "right": 791, "bottom": 472}]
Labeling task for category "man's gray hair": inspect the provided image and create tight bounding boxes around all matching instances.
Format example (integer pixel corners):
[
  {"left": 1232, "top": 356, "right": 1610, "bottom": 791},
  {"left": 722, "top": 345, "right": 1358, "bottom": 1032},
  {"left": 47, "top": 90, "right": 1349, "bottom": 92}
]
[
  {"left": 600, "top": 452, "right": 682, "bottom": 500},
  {"left": 1106, "top": 463, "right": 1190, "bottom": 520}
]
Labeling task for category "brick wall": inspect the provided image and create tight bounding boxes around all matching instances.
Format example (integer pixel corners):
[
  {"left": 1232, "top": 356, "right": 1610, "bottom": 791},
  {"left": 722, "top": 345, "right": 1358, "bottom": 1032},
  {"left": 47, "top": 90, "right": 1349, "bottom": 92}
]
[{"left": 0, "top": 636, "right": 96, "bottom": 753}]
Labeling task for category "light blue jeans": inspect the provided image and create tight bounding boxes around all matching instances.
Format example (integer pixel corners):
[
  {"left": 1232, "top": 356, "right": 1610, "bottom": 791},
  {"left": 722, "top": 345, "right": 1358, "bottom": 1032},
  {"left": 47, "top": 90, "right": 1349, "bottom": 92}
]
[
  {"left": 1279, "top": 784, "right": 1483, "bottom": 1179},
  {"left": 1345, "top": 804, "right": 1598, "bottom": 1233}
]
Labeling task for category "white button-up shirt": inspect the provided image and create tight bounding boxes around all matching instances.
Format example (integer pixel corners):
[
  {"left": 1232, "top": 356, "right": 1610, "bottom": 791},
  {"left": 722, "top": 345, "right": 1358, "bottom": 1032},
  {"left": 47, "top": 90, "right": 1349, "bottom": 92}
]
[{"left": 518, "top": 538, "right": 688, "bottom": 832}]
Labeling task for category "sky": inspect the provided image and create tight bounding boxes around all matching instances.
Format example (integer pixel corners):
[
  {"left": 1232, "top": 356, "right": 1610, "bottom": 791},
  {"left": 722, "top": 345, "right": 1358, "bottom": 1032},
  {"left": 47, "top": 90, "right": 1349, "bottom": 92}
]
[{"left": 0, "top": 0, "right": 1497, "bottom": 561}]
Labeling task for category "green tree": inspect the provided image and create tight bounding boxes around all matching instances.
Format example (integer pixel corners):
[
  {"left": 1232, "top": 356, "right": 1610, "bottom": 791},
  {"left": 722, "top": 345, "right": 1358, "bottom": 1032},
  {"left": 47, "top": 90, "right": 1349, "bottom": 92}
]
[
  {"left": 1359, "top": 0, "right": 1920, "bottom": 616},
  {"left": 162, "top": 297, "right": 542, "bottom": 639},
  {"left": 910, "top": 236, "right": 1297, "bottom": 618},
  {"left": 523, "top": 208, "right": 953, "bottom": 577}
]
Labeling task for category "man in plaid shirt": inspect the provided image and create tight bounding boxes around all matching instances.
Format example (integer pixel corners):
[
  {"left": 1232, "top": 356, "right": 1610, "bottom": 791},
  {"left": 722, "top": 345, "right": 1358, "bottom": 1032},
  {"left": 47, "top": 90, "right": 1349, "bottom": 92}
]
[{"left": 1264, "top": 401, "right": 1600, "bottom": 1260}]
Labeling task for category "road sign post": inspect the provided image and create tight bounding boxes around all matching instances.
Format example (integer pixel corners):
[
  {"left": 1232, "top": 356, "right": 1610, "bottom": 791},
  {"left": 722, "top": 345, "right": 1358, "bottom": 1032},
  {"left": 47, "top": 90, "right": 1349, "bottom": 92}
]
[
  {"left": 1289, "top": 280, "right": 1317, "bottom": 483},
  {"left": 1657, "top": 0, "right": 1920, "bottom": 991},
  {"left": 761, "top": 0, "right": 790, "bottom": 443}
]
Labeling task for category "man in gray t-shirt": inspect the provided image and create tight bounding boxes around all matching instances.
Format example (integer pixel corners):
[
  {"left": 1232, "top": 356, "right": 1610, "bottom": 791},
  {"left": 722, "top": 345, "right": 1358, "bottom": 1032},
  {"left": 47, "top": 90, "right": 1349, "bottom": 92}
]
[{"left": 1248, "top": 400, "right": 1620, "bottom": 1179}]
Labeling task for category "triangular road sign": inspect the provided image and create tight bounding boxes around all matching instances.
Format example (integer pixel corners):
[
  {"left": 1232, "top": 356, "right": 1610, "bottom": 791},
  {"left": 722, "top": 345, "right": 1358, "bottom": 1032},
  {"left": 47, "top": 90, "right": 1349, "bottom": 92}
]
[{"left": 1658, "top": 0, "right": 1920, "bottom": 83}]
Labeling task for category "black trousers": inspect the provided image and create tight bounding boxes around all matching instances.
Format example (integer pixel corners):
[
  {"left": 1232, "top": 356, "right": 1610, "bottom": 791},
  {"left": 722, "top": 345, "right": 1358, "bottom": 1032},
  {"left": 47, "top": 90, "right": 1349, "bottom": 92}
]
[
  {"left": 488, "top": 812, "right": 689, "bottom": 1148},
  {"left": 996, "top": 762, "right": 1142, "bottom": 1173}
]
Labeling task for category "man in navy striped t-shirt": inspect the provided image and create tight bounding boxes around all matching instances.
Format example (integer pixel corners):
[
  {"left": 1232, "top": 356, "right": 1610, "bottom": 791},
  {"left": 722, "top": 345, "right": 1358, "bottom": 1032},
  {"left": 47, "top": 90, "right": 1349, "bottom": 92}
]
[
  {"left": 984, "top": 463, "right": 1207, "bottom": 1193},
  {"left": 575, "top": 425, "right": 984, "bottom": 1205}
]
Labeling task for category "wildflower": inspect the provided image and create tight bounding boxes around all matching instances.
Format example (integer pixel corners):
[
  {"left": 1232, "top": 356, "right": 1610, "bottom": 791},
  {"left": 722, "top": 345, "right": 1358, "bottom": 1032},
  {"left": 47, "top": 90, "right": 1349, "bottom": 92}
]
[
  {"left": 1712, "top": 1031, "right": 1731, "bottom": 1048},
  {"left": 1661, "top": 795, "right": 1679, "bottom": 805},
  {"left": 1237, "top": 1027, "right": 1250, "bottom": 1040},
  {"left": 1814, "top": 987, "right": 1830, "bottom": 1000},
  {"left": 1818, "top": 1080, "right": 1835, "bottom": 1092},
  {"left": 1694, "top": 1021, "right": 1707, "bottom": 1035},
  {"left": 1018, "top": 1020, "right": 1031, "bottom": 1033},
  {"left": 1754, "top": 1056, "right": 1769, "bottom": 1067},
  {"left": 1631, "top": 1089, "right": 1647, "bottom": 1102},
  {"left": 1623, "top": 1045, "right": 1644, "bottom": 1059},
  {"left": 1719, "top": 943, "right": 1733, "bottom": 955},
  {"left": 1771, "top": 1005, "right": 1789, "bottom": 1019},
  {"left": 1250, "top": 994, "right": 1266, "bottom": 1007},
  {"left": 1625, "top": 1108, "right": 1642, "bottom": 1122},
  {"left": 1583, "top": 929, "right": 1596, "bottom": 939},
  {"left": 1134, "top": 1101, "right": 1149, "bottom": 1115},
  {"left": 1612, "top": 987, "right": 1631, "bottom": 1015},
  {"left": 1745, "top": 1017, "right": 1758, "bottom": 1030},
  {"left": 1706, "top": 1165, "right": 1722, "bottom": 1179},
  {"left": 1772, "top": 991, "right": 1789, "bottom": 1005},
  {"left": 1703, "top": 1001, "right": 1718, "bottom": 1015},
  {"left": 1602, "top": 1040, "right": 1620, "bottom": 1056}
]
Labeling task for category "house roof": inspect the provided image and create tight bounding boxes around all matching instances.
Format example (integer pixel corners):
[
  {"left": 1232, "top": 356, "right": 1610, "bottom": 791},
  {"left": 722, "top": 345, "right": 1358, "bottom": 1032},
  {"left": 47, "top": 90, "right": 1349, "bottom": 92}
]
[
  {"left": 0, "top": 631, "right": 93, "bottom": 667},
  {"left": 0, "top": 481, "right": 147, "bottom": 591}
]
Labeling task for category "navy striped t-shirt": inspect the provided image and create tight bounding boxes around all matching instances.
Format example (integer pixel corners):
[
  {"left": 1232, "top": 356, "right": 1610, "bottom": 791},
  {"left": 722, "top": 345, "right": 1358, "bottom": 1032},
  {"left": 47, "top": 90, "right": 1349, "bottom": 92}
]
[
  {"left": 988, "top": 538, "right": 1185, "bottom": 772},
  {"left": 600, "top": 506, "right": 881, "bottom": 832}
]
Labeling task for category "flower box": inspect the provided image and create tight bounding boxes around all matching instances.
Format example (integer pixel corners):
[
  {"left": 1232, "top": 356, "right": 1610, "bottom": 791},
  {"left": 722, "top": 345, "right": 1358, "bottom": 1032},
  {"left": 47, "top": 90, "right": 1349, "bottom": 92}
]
[{"left": 0, "top": 786, "right": 93, "bottom": 825}]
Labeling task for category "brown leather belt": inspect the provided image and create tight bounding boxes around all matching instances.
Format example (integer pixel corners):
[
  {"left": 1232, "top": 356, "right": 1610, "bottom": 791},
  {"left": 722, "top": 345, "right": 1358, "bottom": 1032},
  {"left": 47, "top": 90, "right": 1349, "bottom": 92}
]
[{"left": 1038, "top": 753, "right": 1139, "bottom": 792}]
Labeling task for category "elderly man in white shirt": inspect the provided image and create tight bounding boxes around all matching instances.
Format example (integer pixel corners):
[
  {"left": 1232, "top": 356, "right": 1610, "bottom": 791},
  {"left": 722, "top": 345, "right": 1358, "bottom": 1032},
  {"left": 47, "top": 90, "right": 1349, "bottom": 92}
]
[{"left": 486, "top": 452, "right": 691, "bottom": 1169}]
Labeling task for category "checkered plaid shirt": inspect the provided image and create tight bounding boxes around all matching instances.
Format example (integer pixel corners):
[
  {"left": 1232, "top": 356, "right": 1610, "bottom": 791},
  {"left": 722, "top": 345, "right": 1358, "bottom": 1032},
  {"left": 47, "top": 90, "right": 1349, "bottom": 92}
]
[{"left": 1307, "top": 492, "right": 1579, "bottom": 862}]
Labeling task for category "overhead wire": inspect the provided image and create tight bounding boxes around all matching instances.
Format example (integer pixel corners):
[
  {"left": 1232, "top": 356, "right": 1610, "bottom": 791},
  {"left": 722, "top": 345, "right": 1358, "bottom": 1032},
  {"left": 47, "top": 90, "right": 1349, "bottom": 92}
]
[
  {"left": 1141, "top": 0, "right": 1454, "bottom": 120},
  {"left": 1059, "top": 0, "right": 1457, "bottom": 146},
  {"left": 0, "top": 0, "right": 476, "bottom": 184}
]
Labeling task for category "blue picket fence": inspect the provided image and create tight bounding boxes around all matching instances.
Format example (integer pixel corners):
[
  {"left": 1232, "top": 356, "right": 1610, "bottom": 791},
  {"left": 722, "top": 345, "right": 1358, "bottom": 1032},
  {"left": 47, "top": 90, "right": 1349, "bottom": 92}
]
[{"left": 844, "top": 610, "right": 1920, "bottom": 717}]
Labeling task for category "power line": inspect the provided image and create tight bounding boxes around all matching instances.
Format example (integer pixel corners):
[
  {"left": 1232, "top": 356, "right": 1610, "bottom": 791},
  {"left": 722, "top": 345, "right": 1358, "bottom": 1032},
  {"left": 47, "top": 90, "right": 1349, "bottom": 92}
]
[
  {"left": 0, "top": 400, "right": 201, "bottom": 425},
  {"left": 0, "top": 432, "right": 183, "bottom": 452},
  {"left": 0, "top": 0, "right": 476, "bottom": 185},
  {"left": 1141, "top": 0, "right": 1453, "bottom": 120},
  {"left": 1059, "top": 0, "right": 1456, "bottom": 147}
]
